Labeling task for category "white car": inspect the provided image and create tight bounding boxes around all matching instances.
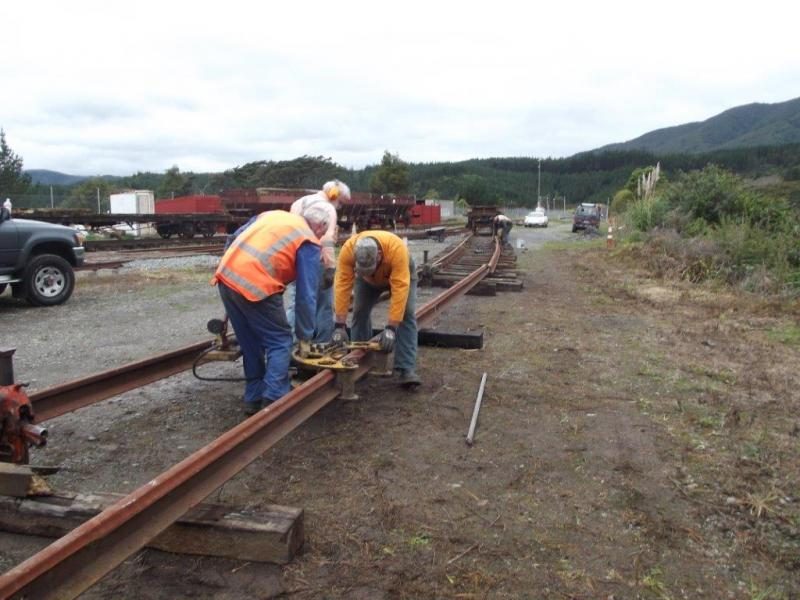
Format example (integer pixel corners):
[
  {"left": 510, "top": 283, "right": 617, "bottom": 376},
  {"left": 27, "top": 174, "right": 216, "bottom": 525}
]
[{"left": 524, "top": 208, "right": 548, "bottom": 227}]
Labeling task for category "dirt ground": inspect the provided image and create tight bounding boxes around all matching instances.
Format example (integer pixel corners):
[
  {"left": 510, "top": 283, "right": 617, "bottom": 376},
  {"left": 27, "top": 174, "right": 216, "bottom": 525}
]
[{"left": 1, "top": 222, "right": 799, "bottom": 599}]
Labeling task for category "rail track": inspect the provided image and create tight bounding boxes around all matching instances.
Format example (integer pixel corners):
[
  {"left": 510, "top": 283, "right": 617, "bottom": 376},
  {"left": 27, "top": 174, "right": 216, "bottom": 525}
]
[{"left": 0, "top": 234, "right": 502, "bottom": 599}]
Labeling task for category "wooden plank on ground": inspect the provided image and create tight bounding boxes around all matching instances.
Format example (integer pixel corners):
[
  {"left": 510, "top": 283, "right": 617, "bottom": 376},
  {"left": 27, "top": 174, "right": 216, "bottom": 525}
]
[{"left": 0, "top": 491, "right": 304, "bottom": 564}]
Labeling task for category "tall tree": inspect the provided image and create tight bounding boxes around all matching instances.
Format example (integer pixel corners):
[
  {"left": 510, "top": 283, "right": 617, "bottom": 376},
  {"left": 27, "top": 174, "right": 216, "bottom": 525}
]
[
  {"left": 369, "top": 151, "right": 410, "bottom": 194},
  {"left": 157, "top": 165, "right": 193, "bottom": 199},
  {"left": 63, "top": 178, "right": 114, "bottom": 212},
  {"left": 0, "top": 128, "right": 32, "bottom": 197}
]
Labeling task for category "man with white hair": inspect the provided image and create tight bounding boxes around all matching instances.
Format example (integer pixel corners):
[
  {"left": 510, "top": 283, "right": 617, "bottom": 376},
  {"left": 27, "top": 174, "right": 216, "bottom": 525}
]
[
  {"left": 286, "top": 179, "right": 350, "bottom": 343},
  {"left": 332, "top": 230, "right": 421, "bottom": 388},
  {"left": 212, "top": 207, "right": 330, "bottom": 415}
]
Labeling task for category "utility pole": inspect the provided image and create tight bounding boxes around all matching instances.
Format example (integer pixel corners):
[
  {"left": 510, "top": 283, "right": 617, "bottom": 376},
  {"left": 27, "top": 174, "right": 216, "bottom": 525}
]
[
  {"left": 96, "top": 188, "right": 100, "bottom": 213},
  {"left": 50, "top": 186, "right": 54, "bottom": 209},
  {"left": 537, "top": 159, "right": 541, "bottom": 208}
]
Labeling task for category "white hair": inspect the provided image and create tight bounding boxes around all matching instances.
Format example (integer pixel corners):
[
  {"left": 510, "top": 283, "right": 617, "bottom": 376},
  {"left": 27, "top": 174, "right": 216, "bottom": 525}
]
[
  {"left": 322, "top": 179, "right": 351, "bottom": 203},
  {"left": 300, "top": 203, "right": 331, "bottom": 237}
]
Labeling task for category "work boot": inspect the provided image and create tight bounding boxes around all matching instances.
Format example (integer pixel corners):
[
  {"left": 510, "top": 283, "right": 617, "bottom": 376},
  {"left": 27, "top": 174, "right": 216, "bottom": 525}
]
[
  {"left": 243, "top": 402, "right": 261, "bottom": 416},
  {"left": 397, "top": 369, "right": 422, "bottom": 389}
]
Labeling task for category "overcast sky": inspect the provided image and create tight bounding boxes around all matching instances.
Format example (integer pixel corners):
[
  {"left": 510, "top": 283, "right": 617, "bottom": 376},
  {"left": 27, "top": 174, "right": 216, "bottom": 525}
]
[{"left": 1, "top": 0, "right": 798, "bottom": 176}]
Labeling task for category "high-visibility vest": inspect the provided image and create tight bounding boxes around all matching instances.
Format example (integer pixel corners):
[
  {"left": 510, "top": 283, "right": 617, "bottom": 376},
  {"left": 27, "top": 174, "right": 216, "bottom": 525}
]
[{"left": 213, "top": 211, "right": 320, "bottom": 301}]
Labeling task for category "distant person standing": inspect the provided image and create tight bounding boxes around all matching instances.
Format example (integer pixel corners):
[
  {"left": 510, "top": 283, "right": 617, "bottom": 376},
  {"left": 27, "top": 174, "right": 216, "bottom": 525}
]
[
  {"left": 286, "top": 179, "right": 351, "bottom": 343},
  {"left": 1, "top": 198, "right": 11, "bottom": 222},
  {"left": 3, "top": 198, "right": 11, "bottom": 213}
]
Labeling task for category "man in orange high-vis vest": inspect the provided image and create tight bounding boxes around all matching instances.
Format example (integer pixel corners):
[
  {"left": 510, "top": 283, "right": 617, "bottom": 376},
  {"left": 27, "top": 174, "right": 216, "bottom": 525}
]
[
  {"left": 331, "top": 230, "right": 421, "bottom": 388},
  {"left": 213, "top": 207, "right": 331, "bottom": 416}
]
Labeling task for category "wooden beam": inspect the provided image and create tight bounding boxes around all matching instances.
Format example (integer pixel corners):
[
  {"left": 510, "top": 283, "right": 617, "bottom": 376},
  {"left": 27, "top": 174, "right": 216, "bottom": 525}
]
[
  {"left": 0, "top": 492, "right": 303, "bottom": 564},
  {"left": 369, "top": 328, "right": 484, "bottom": 349}
]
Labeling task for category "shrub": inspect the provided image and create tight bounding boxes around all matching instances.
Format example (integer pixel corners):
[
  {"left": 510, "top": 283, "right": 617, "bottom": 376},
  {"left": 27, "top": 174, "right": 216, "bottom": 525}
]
[
  {"left": 627, "top": 196, "right": 669, "bottom": 232},
  {"left": 610, "top": 189, "right": 635, "bottom": 215}
]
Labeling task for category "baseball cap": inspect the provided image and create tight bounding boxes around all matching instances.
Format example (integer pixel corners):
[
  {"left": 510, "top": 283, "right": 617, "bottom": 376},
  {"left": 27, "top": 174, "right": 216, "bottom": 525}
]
[{"left": 354, "top": 237, "right": 379, "bottom": 276}]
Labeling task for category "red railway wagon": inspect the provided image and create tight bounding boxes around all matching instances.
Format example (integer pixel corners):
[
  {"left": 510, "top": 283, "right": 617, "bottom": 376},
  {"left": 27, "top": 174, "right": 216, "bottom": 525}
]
[
  {"left": 155, "top": 195, "right": 222, "bottom": 214},
  {"left": 219, "top": 188, "right": 416, "bottom": 231}
]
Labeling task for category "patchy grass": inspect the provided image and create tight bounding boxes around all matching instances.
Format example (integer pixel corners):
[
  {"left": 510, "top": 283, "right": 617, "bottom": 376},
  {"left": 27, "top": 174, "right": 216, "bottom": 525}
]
[{"left": 766, "top": 322, "right": 800, "bottom": 346}]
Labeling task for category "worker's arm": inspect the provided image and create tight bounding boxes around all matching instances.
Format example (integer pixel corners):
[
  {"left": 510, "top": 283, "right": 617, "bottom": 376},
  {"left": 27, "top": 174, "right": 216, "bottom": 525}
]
[
  {"left": 386, "top": 247, "right": 411, "bottom": 327},
  {"left": 333, "top": 241, "right": 356, "bottom": 324},
  {"left": 318, "top": 202, "right": 338, "bottom": 269},
  {"left": 294, "top": 242, "right": 321, "bottom": 341},
  {"left": 224, "top": 215, "right": 259, "bottom": 250}
]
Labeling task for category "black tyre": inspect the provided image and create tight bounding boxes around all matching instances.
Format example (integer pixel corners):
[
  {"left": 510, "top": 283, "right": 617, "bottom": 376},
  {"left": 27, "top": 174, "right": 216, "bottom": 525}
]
[
  {"left": 572, "top": 226, "right": 578, "bottom": 233},
  {"left": 23, "top": 254, "right": 75, "bottom": 306}
]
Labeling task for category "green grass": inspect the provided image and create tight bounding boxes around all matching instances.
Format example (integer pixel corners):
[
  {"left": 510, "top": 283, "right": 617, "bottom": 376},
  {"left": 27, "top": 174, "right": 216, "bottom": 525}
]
[{"left": 766, "top": 323, "right": 800, "bottom": 346}]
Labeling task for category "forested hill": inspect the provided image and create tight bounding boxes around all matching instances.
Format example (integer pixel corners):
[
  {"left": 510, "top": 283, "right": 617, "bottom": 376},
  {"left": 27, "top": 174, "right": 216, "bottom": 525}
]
[
  {"left": 23, "top": 143, "right": 800, "bottom": 209},
  {"left": 598, "top": 97, "right": 800, "bottom": 154}
]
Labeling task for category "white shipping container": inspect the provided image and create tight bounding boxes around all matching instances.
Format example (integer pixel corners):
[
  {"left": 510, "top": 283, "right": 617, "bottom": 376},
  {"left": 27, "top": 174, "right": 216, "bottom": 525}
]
[{"left": 109, "top": 190, "right": 155, "bottom": 214}]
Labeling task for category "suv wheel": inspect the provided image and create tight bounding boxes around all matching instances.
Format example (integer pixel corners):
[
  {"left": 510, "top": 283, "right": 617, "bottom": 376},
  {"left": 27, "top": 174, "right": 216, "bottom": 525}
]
[{"left": 23, "top": 254, "right": 75, "bottom": 306}]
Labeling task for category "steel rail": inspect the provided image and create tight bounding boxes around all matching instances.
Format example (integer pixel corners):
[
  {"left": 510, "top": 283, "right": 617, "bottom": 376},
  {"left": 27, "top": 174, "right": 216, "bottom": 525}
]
[
  {"left": 429, "top": 233, "right": 473, "bottom": 269},
  {"left": 0, "top": 237, "right": 500, "bottom": 600},
  {"left": 29, "top": 340, "right": 214, "bottom": 422}
]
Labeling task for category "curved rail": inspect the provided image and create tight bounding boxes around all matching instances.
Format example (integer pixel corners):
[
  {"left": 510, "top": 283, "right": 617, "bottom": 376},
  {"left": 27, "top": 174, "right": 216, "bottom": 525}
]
[{"left": 0, "top": 237, "right": 501, "bottom": 600}]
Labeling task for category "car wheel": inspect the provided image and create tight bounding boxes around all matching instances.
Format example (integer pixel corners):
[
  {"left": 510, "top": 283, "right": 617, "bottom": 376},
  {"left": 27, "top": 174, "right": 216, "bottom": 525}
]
[
  {"left": 23, "top": 254, "right": 75, "bottom": 306},
  {"left": 572, "top": 226, "right": 577, "bottom": 232}
]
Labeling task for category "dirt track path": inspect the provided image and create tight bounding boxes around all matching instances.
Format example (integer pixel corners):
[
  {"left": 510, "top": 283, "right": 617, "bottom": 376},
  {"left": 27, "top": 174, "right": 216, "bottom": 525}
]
[{"left": 2, "top": 222, "right": 798, "bottom": 598}]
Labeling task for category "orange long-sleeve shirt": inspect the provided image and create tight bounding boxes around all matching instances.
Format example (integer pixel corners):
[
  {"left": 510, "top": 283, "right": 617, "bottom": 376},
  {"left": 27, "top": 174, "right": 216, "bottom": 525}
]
[{"left": 334, "top": 230, "right": 411, "bottom": 326}]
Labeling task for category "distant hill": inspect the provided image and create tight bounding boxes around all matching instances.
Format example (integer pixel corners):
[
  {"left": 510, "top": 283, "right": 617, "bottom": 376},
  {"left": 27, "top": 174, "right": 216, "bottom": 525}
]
[
  {"left": 25, "top": 169, "right": 89, "bottom": 186},
  {"left": 597, "top": 97, "right": 800, "bottom": 154}
]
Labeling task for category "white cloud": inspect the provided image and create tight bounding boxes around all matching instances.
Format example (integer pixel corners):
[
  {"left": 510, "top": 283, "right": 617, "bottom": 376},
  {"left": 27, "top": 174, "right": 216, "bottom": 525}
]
[{"left": 1, "top": 0, "right": 798, "bottom": 175}]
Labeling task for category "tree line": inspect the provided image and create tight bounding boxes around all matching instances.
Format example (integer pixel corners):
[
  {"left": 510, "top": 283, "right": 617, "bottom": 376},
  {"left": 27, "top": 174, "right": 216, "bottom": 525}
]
[{"left": 3, "top": 125, "right": 800, "bottom": 211}]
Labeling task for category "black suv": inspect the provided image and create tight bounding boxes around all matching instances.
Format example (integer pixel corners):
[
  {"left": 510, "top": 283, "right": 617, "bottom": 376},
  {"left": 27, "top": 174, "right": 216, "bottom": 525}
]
[
  {"left": 572, "top": 203, "right": 601, "bottom": 232},
  {"left": 0, "top": 210, "right": 86, "bottom": 305}
]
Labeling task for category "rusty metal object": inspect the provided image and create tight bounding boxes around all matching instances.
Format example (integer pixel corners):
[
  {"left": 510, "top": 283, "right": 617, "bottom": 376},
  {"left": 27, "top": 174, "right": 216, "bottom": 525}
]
[
  {"left": 1, "top": 384, "right": 47, "bottom": 464},
  {"left": 29, "top": 340, "right": 213, "bottom": 422},
  {"left": 0, "top": 238, "right": 501, "bottom": 599}
]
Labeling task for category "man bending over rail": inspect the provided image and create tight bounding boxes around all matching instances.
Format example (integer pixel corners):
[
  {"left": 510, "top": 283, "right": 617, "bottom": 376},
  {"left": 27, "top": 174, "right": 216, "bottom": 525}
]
[
  {"left": 332, "top": 230, "right": 421, "bottom": 388},
  {"left": 212, "top": 206, "right": 331, "bottom": 416}
]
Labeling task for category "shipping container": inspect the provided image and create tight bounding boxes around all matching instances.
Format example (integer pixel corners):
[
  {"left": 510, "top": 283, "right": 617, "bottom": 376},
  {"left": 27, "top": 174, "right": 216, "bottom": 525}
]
[
  {"left": 110, "top": 190, "right": 155, "bottom": 214},
  {"left": 410, "top": 203, "right": 441, "bottom": 226}
]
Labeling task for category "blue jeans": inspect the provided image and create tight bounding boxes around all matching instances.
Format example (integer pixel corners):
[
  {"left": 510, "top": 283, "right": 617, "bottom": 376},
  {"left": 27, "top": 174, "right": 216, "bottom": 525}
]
[
  {"left": 351, "top": 271, "right": 418, "bottom": 373},
  {"left": 218, "top": 283, "right": 292, "bottom": 406},
  {"left": 285, "top": 263, "right": 335, "bottom": 343}
]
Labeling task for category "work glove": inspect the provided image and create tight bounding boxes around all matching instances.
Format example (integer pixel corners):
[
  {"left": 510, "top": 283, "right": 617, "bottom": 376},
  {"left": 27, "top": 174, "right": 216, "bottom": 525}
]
[
  {"left": 296, "top": 339, "right": 312, "bottom": 358},
  {"left": 331, "top": 324, "right": 349, "bottom": 346},
  {"left": 321, "top": 267, "right": 336, "bottom": 290},
  {"left": 378, "top": 325, "right": 397, "bottom": 353}
]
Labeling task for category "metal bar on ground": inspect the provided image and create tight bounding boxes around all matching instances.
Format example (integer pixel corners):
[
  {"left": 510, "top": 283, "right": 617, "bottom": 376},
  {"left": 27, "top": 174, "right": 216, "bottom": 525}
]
[{"left": 466, "top": 373, "right": 488, "bottom": 446}]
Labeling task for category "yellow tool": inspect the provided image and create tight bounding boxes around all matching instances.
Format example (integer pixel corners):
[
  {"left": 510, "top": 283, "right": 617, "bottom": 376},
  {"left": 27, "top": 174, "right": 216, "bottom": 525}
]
[{"left": 291, "top": 341, "right": 382, "bottom": 371}]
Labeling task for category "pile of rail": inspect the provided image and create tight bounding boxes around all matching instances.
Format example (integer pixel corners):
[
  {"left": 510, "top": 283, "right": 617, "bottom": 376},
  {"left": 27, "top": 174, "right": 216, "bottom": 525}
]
[{"left": 0, "top": 235, "right": 501, "bottom": 599}]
